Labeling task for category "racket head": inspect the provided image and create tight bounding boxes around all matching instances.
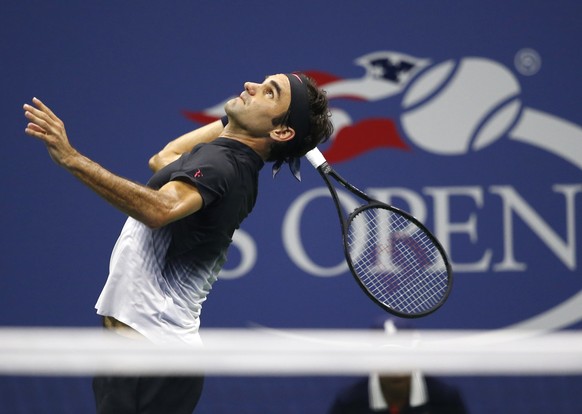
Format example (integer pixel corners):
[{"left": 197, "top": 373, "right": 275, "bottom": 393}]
[{"left": 344, "top": 203, "right": 453, "bottom": 318}]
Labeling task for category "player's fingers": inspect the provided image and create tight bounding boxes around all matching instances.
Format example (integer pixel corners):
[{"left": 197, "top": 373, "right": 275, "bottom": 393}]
[
  {"left": 26, "top": 122, "right": 45, "bottom": 133},
  {"left": 32, "top": 97, "right": 62, "bottom": 123},
  {"left": 24, "top": 122, "right": 47, "bottom": 139},
  {"left": 23, "top": 105, "right": 49, "bottom": 129}
]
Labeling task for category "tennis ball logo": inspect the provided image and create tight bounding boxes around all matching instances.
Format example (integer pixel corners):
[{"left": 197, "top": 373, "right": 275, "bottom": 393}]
[{"left": 400, "top": 58, "right": 522, "bottom": 154}]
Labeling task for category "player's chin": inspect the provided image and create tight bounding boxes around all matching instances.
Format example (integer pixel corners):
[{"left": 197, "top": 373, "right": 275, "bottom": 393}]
[{"left": 224, "top": 98, "right": 239, "bottom": 112}]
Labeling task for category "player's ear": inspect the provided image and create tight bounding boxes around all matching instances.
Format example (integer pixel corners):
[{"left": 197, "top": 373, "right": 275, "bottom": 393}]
[{"left": 270, "top": 126, "right": 295, "bottom": 143}]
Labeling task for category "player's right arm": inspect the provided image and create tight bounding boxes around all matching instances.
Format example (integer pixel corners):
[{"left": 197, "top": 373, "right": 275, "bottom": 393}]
[{"left": 148, "top": 119, "right": 225, "bottom": 172}]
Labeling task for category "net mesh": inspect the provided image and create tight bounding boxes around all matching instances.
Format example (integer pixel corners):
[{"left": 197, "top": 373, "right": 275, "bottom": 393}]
[
  {"left": 347, "top": 206, "right": 450, "bottom": 316},
  {"left": 2, "top": 327, "right": 582, "bottom": 413}
]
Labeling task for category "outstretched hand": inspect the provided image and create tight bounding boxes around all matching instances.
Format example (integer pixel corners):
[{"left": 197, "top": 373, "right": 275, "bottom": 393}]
[{"left": 23, "top": 98, "right": 77, "bottom": 166}]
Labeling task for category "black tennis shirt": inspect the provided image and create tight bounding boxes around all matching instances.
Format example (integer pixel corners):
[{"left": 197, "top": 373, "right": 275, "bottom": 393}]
[{"left": 147, "top": 137, "right": 265, "bottom": 264}]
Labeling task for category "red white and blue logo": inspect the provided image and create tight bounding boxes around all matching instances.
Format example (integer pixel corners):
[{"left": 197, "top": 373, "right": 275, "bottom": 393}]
[{"left": 186, "top": 50, "right": 582, "bottom": 332}]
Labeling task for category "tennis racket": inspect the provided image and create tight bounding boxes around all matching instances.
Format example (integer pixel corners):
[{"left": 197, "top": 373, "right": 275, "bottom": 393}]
[{"left": 305, "top": 148, "right": 452, "bottom": 318}]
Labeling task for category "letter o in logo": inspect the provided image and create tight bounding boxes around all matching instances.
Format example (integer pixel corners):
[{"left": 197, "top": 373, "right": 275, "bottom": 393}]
[{"left": 283, "top": 188, "right": 360, "bottom": 277}]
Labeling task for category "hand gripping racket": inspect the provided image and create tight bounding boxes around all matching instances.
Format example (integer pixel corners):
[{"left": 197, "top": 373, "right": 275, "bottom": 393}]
[{"left": 305, "top": 148, "right": 453, "bottom": 318}]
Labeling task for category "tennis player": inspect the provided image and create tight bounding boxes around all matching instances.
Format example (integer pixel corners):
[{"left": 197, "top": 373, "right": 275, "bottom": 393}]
[{"left": 23, "top": 73, "right": 333, "bottom": 414}]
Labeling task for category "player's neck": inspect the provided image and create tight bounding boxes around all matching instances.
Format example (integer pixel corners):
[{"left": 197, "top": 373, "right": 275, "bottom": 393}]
[{"left": 221, "top": 134, "right": 271, "bottom": 160}]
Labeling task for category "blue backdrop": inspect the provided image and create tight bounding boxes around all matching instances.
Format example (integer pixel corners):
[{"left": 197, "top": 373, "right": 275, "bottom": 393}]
[{"left": 2, "top": 1, "right": 582, "bottom": 413}]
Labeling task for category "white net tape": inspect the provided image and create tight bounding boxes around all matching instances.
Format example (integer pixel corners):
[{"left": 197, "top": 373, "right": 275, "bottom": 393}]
[{"left": 1, "top": 327, "right": 581, "bottom": 377}]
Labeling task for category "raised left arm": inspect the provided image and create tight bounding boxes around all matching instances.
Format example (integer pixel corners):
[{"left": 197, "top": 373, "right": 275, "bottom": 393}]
[
  {"left": 23, "top": 98, "right": 203, "bottom": 228},
  {"left": 149, "top": 119, "right": 225, "bottom": 173}
]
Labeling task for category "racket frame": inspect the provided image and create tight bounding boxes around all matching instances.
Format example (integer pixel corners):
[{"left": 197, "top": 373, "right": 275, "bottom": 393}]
[{"left": 306, "top": 149, "right": 453, "bottom": 318}]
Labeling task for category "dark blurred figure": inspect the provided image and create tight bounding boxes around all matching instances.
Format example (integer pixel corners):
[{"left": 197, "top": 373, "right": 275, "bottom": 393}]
[{"left": 328, "top": 319, "right": 468, "bottom": 414}]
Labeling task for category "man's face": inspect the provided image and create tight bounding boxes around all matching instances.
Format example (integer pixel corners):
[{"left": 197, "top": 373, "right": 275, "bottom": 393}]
[{"left": 225, "top": 74, "right": 292, "bottom": 137}]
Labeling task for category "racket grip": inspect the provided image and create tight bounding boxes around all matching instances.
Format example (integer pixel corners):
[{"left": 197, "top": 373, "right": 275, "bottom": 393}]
[{"left": 305, "top": 148, "right": 327, "bottom": 169}]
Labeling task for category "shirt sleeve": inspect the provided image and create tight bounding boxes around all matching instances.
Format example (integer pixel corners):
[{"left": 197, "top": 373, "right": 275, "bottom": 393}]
[{"left": 169, "top": 144, "right": 233, "bottom": 208}]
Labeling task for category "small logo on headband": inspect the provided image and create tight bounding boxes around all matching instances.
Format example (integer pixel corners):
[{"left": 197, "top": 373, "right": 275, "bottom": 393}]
[{"left": 291, "top": 73, "right": 304, "bottom": 83}]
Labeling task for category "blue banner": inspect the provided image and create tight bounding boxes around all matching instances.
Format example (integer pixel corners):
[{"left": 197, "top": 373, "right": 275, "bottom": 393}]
[{"left": 3, "top": 1, "right": 582, "bottom": 413}]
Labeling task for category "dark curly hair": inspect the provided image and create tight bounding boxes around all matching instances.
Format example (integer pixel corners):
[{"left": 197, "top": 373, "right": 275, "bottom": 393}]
[{"left": 266, "top": 74, "right": 334, "bottom": 162}]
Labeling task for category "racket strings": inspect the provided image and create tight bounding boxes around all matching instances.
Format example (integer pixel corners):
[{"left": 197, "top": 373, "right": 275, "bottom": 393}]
[{"left": 347, "top": 207, "right": 449, "bottom": 316}]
